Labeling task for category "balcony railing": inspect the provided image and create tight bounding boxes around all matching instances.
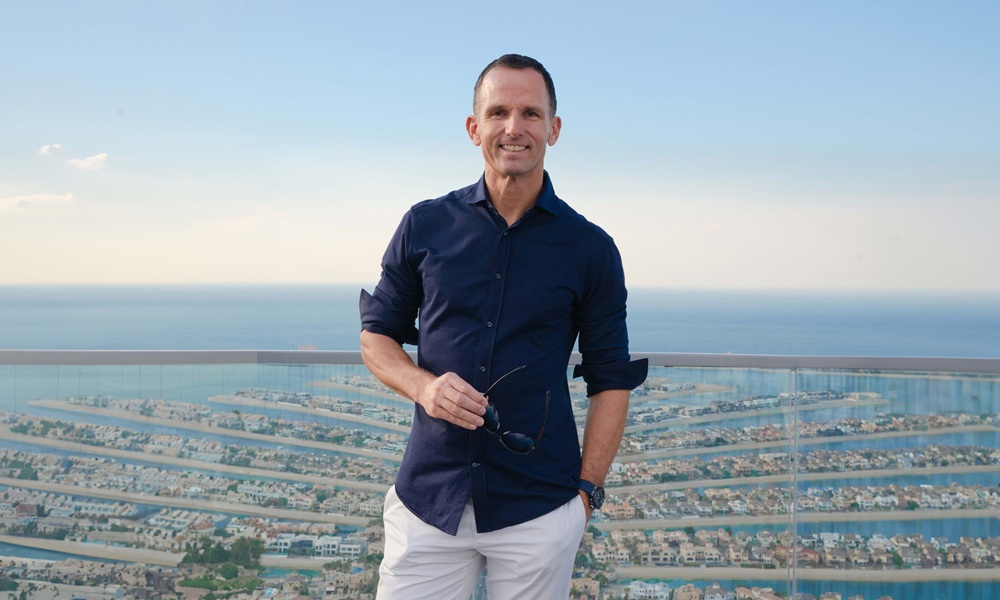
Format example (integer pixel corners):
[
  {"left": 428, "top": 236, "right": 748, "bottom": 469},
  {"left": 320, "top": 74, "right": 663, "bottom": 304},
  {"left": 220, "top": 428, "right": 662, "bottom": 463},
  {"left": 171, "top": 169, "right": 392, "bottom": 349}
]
[{"left": 1, "top": 350, "right": 998, "bottom": 600}]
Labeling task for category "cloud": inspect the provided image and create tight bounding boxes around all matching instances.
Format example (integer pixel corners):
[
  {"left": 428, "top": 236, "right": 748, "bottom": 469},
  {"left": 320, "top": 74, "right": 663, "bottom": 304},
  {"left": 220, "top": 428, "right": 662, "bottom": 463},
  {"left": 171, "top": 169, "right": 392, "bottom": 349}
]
[
  {"left": 66, "top": 152, "right": 109, "bottom": 171},
  {"left": 0, "top": 193, "right": 76, "bottom": 215},
  {"left": 38, "top": 143, "right": 63, "bottom": 156}
]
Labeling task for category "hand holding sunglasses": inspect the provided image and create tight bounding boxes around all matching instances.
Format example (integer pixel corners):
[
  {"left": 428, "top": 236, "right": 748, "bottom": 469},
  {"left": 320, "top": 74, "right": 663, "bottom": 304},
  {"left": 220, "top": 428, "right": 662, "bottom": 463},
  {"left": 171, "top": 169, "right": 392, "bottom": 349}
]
[{"left": 481, "top": 365, "right": 550, "bottom": 455}]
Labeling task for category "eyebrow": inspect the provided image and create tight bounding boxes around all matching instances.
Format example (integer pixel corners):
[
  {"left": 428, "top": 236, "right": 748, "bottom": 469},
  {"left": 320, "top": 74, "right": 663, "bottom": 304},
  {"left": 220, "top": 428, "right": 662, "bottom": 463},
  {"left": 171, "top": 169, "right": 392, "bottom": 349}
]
[{"left": 480, "top": 102, "right": 546, "bottom": 116}]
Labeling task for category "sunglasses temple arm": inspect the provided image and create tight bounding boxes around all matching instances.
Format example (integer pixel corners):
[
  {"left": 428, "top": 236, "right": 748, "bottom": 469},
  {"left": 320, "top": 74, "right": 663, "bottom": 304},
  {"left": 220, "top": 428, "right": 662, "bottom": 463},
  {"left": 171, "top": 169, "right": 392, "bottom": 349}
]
[
  {"left": 535, "top": 391, "right": 550, "bottom": 443},
  {"left": 483, "top": 364, "right": 528, "bottom": 397}
]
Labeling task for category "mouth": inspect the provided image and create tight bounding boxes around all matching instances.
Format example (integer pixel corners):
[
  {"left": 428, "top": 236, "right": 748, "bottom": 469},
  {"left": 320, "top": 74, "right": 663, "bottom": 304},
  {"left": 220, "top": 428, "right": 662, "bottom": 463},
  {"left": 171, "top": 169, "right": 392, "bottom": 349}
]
[{"left": 500, "top": 145, "right": 528, "bottom": 152}]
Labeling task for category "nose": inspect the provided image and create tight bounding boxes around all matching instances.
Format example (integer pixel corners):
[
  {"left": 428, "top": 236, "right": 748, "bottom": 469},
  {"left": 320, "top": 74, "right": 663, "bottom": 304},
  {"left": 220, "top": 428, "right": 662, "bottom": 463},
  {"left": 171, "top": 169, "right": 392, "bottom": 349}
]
[{"left": 505, "top": 114, "right": 523, "bottom": 138}]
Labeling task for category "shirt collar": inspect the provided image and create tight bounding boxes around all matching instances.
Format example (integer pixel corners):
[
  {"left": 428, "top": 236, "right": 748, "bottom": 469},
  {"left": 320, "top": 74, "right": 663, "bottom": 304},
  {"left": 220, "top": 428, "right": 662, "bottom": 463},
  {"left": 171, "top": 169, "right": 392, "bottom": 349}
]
[{"left": 466, "top": 171, "right": 564, "bottom": 216}]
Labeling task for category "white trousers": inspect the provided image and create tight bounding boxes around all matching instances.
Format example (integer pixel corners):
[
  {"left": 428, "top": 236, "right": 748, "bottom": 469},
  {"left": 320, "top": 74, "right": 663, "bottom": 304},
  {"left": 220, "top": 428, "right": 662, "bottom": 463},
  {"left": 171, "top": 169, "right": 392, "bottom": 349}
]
[{"left": 377, "top": 486, "right": 587, "bottom": 600}]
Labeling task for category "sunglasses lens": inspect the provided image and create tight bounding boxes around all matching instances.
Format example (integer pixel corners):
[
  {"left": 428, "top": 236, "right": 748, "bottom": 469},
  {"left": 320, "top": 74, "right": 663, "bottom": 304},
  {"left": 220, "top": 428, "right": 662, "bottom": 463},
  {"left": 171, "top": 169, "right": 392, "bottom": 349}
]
[
  {"left": 499, "top": 432, "right": 535, "bottom": 454},
  {"left": 483, "top": 404, "right": 500, "bottom": 431}
]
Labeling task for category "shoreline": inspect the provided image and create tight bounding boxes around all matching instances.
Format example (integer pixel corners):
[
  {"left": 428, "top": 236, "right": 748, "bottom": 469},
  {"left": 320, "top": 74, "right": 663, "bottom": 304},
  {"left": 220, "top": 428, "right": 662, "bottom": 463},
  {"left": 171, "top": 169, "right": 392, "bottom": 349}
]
[
  {"left": 0, "top": 476, "right": 370, "bottom": 527},
  {"left": 595, "top": 507, "right": 1000, "bottom": 532},
  {"left": 0, "top": 426, "right": 392, "bottom": 493},
  {"left": 0, "top": 533, "right": 182, "bottom": 567},
  {"left": 619, "top": 424, "right": 1000, "bottom": 462},
  {"left": 612, "top": 464, "right": 1000, "bottom": 494},
  {"left": 615, "top": 565, "right": 1000, "bottom": 583},
  {"left": 4, "top": 535, "right": 998, "bottom": 583},
  {"left": 624, "top": 399, "right": 887, "bottom": 434},
  {"left": 26, "top": 399, "right": 403, "bottom": 462},
  {"left": 306, "top": 380, "right": 408, "bottom": 404},
  {"left": 611, "top": 383, "right": 736, "bottom": 410},
  {"left": 8, "top": 409, "right": 998, "bottom": 528},
  {"left": 208, "top": 393, "right": 412, "bottom": 434}
]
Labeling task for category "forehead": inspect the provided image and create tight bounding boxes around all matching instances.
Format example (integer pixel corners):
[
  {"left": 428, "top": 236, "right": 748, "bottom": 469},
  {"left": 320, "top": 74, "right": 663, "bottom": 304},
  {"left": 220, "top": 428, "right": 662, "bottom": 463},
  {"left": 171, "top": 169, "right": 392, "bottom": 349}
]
[{"left": 476, "top": 67, "right": 550, "bottom": 112}]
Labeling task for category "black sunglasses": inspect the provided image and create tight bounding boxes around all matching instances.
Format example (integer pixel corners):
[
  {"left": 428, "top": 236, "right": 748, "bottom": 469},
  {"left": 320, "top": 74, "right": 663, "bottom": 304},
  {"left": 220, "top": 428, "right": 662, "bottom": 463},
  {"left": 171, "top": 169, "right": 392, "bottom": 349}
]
[{"left": 481, "top": 365, "right": 550, "bottom": 455}]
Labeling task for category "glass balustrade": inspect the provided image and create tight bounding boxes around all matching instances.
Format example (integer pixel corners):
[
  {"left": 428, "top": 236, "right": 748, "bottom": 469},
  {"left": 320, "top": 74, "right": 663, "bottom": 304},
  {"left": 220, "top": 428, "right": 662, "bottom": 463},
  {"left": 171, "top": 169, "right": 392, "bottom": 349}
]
[{"left": 0, "top": 352, "right": 998, "bottom": 599}]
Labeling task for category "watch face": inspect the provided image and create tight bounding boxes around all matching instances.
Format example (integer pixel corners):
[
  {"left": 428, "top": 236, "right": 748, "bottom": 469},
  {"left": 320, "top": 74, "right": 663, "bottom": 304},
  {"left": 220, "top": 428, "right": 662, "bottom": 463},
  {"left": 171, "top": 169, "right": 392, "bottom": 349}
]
[{"left": 592, "top": 486, "right": 605, "bottom": 509}]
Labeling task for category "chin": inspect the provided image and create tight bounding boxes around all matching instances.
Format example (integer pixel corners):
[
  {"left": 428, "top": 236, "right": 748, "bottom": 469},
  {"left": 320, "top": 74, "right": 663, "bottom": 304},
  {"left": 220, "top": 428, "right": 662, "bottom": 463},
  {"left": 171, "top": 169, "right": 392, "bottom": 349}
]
[{"left": 495, "top": 163, "right": 538, "bottom": 178}]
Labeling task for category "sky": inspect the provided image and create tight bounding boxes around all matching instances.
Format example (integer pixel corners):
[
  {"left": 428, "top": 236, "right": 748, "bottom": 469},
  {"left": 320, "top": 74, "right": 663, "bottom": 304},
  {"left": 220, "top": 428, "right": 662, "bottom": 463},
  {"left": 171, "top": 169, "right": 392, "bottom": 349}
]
[{"left": 1, "top": 1, "right": 998, "bottom": 291}]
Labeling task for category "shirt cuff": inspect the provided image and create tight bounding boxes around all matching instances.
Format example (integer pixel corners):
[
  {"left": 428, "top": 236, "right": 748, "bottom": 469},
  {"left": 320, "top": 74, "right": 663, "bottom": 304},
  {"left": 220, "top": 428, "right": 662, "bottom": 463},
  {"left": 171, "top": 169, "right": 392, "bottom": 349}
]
[
  {"left": 573, "top": 358, "right": 648, "bottom": 397},
  {"left": 359, "top": 289, "right": 419, "bottom": 346}
]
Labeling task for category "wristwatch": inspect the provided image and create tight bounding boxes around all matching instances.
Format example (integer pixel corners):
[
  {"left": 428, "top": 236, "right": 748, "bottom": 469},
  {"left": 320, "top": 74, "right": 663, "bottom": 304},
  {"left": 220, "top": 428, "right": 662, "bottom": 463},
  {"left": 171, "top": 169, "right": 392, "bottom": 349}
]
[{"left": 579, "top": 479, "right": 605, "bottom": 510}]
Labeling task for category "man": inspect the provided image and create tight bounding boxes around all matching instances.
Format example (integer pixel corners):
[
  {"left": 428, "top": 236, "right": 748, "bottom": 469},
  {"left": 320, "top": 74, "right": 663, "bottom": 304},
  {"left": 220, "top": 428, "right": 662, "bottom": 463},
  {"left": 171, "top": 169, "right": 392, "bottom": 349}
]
[{"left": 359, "top": 54, "right": 646, "bottom": 599}]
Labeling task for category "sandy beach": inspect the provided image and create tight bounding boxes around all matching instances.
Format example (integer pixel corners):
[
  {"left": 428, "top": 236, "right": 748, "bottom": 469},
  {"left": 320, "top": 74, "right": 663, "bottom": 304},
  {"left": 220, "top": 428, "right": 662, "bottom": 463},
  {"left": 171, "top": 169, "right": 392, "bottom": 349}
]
[
  {"left": 27, "top": 399, "right": 403, "bottom": 462},
  {"left": 4, "top": 538, "right": 996, "bottom": 582},
  {"left": 623, "top": 399, "right": 887, "bottom": 434},
  {"left": 629, "top": 383, "right": 735, "bottom": 406},
  {"left": 208, "top": 393, "right": 412, "bottom": 434},
  {"left": 618, "top": 424, "right": 1000, "bottom": 462},
  {"left": 595, "top": 507, "right": 1000, "bottom": 532},
  {"left": 0, "top": 531, "right": 364, "bottom": 571},
  {"left": 306, "top": 380, "right": 407, "bottom": 403},
  {"left": 259, "top": 554, "right": 338, "bottom": 569},
  {"left": 0, "top": 426, "right": 392, "bottom": 493},
  {"left": 613, "top": 463, "right": 1000, "bottom": 494},
  {"left": 9, "top": 404, "right": 998, "bottom": 526},
  {"left": 616, "top": 564, "right": 1000, "bottom": 582},
  {"left": 0, "top": 476, "right": 370, "bottom": 527},
  {"left": 0, "top": 533, "right": 182, "bottom": 567}
]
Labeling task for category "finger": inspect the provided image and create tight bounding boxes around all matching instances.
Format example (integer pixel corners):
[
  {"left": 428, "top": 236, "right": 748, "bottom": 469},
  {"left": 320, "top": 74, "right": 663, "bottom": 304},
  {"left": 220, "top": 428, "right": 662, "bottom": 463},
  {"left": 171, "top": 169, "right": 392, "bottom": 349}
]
[
  {"left": 441, "top": 374, "right": 488, "bottom": 408},
  {"left": 418, "top": 377, "right": 484, "bottom": 429},
  {"left": 444, "top": 391, "right": 485, "bottom": 428}
]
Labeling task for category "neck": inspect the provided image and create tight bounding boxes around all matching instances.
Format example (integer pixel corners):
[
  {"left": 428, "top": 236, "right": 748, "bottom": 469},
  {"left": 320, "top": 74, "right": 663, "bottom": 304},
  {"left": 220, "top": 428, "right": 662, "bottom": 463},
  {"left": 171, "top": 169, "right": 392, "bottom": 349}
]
[{"left": 484, "top": 170, "right": 545, "bottom": 226}]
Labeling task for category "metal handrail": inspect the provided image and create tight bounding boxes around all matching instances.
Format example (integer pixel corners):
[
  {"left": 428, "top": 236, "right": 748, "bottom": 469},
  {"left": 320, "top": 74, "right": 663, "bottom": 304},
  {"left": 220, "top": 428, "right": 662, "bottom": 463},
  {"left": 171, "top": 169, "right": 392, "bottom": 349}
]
[{"left": 1, "top": 350, "right": 998, "bottom": 374}]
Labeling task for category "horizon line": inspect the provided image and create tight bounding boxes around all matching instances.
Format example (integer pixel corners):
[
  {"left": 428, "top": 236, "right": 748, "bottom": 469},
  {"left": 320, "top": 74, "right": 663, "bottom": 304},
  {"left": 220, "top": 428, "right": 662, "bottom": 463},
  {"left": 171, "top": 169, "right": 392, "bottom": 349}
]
[{"left": 2, "top": 283, "right": 1000, "bottom": 295}]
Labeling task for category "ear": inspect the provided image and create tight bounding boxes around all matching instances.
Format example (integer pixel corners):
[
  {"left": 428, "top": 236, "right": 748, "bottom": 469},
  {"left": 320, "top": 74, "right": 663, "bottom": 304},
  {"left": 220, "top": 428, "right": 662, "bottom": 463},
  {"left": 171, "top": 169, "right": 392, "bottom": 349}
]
[
  {"left": 547, "top": 115, "right": 562, "bottom": 146},
  {"left": 466, "top": 115, "right": 481, "bottom": 147}
]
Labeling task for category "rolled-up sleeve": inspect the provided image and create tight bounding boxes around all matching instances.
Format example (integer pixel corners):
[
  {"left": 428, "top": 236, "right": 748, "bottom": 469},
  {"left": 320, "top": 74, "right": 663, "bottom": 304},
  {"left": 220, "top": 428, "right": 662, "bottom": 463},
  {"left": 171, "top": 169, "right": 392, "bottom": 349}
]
[
  {"left": 359, "top": 289, "right": 419, "bottom": 346},
  {"left": 573, "top": 238, "right": 648, "bottom": 396},
  {"left": 573, "top": 359, "right": 648, "bottom": 396},
  {"left": 359, "top": 212, "right": 422, "bottom": 346}
]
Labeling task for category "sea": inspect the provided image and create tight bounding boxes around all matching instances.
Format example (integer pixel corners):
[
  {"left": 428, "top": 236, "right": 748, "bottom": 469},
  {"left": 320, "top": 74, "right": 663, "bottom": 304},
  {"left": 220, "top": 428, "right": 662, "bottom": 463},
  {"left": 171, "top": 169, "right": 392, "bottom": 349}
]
[
  {"left": 1, "top": 285, "right": 998, "bottom": 356},
  {"left": 1, "top": 285, "right": 999, "bottom": 599}
]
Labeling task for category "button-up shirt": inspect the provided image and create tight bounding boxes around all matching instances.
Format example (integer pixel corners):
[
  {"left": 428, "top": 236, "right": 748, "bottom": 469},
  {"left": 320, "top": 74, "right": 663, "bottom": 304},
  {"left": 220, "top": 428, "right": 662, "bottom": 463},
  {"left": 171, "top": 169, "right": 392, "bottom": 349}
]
[{"left": 360, "top": 172, "right": 647, "bottom": 534}]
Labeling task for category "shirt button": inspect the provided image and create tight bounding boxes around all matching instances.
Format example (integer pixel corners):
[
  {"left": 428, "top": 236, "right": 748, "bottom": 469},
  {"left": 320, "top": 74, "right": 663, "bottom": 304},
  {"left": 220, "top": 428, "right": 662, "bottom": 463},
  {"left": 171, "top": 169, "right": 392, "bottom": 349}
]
[
  {"left": 495, "top": 273, "right": 501, "bottom": 279},
  {"left": 503, "top": 231, "right": 509, "bottom": 237},
  {"left": 487, "top": 321, "right": 493, "bottom": 327},
  {"left": 472, "top": 462, "right": 480, "bottom": 468},
  {"left": 480, "top": 366, "right": 486, "bottom": 372}
]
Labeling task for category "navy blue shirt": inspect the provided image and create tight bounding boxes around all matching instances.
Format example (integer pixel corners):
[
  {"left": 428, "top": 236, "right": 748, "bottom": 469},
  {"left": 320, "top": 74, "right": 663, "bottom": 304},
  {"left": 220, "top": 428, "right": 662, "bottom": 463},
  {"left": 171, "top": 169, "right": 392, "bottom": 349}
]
[{"left": 360, "top": 172, "right": 647, "bottom": 534}]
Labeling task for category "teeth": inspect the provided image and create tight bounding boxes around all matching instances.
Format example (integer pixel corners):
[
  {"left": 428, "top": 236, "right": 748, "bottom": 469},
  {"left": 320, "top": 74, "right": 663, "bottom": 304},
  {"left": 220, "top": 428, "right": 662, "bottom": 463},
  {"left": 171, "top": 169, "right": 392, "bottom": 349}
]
[{"left": 501, "top": 145, "right": 527, "bottom": 151}]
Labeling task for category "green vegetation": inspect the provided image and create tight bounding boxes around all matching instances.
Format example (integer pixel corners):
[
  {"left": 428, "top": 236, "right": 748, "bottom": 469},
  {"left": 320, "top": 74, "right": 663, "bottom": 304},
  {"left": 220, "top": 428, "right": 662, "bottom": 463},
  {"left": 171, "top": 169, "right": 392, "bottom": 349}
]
[
  {"left": 9, "top": 421, "right": 32, "bottom": 434},
  {"left": 892, "top": 550, "right": 904, "bottom": 567},
  {"left": 17, "top": 464, "right": 39, "bottom": 480},
  {"left": 0, "top": 578, "right": 17, "bottom": 592},
  {"left": 5, "top": 520, "right": 69, "bottom": 540},
  {"left": 178, "top": 572, "right": 262, "bottom": 593},
  {"left": 217, "top": 563, "right": 240, "bottom": 579},
  {"left": 181, "top": 536, "right": 264, "bottom": 569}
]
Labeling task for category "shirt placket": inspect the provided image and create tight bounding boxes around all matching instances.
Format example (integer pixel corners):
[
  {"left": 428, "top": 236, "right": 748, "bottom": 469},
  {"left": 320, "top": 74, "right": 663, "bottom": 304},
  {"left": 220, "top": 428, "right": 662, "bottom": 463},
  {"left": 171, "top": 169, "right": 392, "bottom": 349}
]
[
  {"left": 472, "top": 207, "right": 515, "bottom": 390},
  {"left": 469, "top": 207, "right": 514, "bottom": 527}
]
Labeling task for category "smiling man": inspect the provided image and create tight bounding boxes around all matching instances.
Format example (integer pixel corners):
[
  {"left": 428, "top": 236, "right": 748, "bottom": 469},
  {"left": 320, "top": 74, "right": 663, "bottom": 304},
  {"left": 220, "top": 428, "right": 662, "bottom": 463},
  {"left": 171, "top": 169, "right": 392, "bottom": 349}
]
[{"left": 360, "top": 54, "right": 647, "bottom": 599}]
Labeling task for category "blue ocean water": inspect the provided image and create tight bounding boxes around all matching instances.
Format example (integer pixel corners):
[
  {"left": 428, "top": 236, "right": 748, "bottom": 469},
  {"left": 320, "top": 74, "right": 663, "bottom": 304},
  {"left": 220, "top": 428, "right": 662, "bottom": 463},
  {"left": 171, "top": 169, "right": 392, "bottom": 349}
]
[{"left": 1, "top": 285, "right": 999, "bottom": 356}]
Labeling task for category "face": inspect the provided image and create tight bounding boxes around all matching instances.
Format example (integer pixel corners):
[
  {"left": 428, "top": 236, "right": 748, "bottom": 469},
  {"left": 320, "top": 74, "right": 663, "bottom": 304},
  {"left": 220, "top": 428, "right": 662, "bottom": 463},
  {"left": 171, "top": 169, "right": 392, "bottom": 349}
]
[{"left": 466, "top": 67, "right": 561, "bottom": 181}]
